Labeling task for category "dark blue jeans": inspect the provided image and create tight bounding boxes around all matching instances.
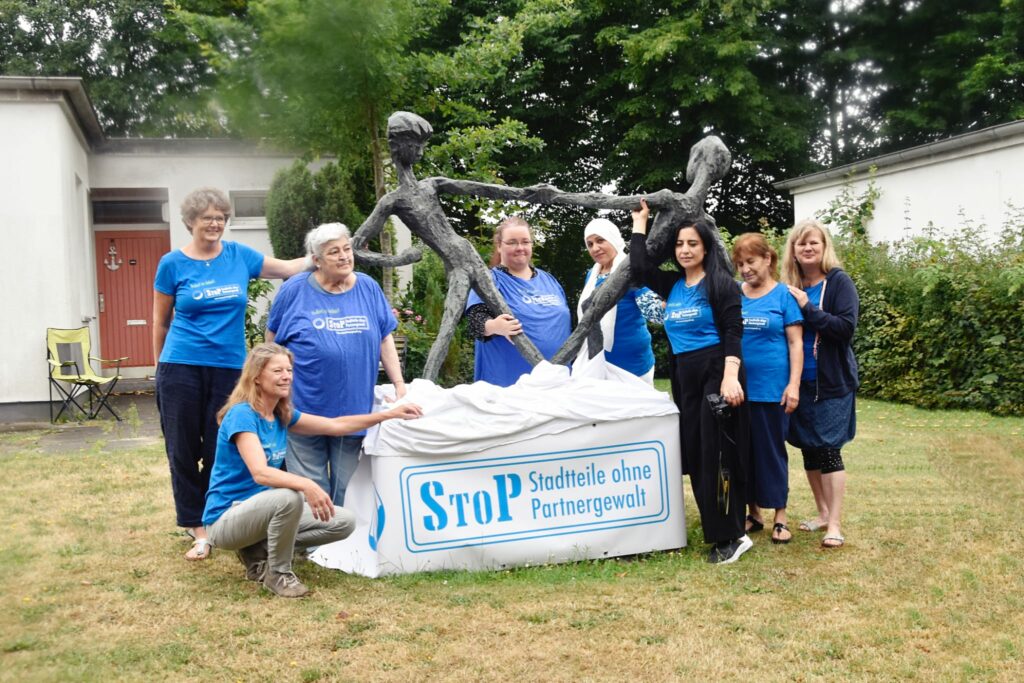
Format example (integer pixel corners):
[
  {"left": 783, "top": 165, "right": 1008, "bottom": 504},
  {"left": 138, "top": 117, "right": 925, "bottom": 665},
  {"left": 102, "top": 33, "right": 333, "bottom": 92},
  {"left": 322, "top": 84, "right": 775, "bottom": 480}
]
[{"left": 156, "top": 362, "right": 241, "bottom": 528}]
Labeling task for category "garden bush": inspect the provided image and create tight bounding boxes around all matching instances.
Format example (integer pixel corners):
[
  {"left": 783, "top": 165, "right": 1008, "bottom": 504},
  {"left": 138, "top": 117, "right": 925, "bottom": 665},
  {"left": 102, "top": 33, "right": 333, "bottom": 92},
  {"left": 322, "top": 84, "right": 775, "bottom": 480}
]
[{"left": 811, "top": 180, "right": 1024, "bottom": 416}]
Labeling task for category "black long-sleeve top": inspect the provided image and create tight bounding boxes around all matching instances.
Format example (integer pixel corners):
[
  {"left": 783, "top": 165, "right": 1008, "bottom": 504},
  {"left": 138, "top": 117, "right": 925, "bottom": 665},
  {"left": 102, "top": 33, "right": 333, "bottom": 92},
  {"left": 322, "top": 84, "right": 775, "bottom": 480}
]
[{"left": 629, "top": 232, "right": 743, "bottom": 358}]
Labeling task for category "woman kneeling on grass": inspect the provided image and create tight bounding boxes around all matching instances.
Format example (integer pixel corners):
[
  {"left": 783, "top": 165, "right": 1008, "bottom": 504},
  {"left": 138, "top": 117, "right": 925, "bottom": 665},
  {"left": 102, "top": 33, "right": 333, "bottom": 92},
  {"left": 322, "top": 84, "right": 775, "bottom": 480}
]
[{"left": 202, "top": 343, "right": 423, "bottom": 598}]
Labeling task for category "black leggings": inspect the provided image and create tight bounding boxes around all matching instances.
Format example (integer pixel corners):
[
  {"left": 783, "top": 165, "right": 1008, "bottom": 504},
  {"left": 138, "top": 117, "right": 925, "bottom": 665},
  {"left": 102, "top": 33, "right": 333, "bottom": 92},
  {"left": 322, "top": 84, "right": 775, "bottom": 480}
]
[
  {"left": 801, "top": 448, "right": 845, "bottom": 474},
  {"left": 670, "top": 345, "right": 750, "bottom": 545}
]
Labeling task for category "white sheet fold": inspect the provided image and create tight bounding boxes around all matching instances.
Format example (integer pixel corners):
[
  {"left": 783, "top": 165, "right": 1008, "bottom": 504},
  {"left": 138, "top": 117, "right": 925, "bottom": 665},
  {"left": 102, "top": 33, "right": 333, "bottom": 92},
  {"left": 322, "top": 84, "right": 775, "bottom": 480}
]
[{"left": 366, "top": 356, "right": 677, "bottom": 457}]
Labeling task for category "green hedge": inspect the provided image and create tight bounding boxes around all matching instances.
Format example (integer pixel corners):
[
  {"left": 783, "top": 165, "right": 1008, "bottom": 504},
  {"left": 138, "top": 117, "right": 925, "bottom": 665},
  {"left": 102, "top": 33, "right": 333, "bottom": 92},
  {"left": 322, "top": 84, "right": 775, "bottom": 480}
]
[{"left": 841, "top": 220, "right": 1024, "bottom": 416}]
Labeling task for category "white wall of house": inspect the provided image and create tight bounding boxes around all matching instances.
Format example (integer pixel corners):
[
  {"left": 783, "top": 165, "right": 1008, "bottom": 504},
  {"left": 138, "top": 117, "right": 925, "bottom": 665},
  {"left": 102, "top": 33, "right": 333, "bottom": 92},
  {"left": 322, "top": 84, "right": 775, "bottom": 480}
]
[
  {"left": 0, "top": 100, "right": 94, "bottom": 405},
  {"left": 786, "top": 128, "right": 1024, "bottom": 243}
]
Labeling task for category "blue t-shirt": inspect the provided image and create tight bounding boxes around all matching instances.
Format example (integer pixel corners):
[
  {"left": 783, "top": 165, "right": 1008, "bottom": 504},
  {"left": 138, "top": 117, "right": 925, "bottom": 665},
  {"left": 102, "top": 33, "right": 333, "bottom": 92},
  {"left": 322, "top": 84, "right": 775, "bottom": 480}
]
[
  {"left": 154, "top": 241, "right": 264, "bottom": 369},
  {"left": 267, "top": 272, "right": 396, "bottom": 431},
  {"left": 664, "top": 278, "right": 720, "bottom": 354},
  {"left": 801, "top": 280, "right": 825, "bottom": 381},
  {"left": 585, "top": 271, "right": 655, "bottom": 377},
  {"left": 466, "top": 268, "right": 571, "bottom": 387},
  {"left": 203, "top": 403, "right": 302, "bottom": 526},
  {"left": 741, "top": 282, "right": 804, "bottom": 402}
]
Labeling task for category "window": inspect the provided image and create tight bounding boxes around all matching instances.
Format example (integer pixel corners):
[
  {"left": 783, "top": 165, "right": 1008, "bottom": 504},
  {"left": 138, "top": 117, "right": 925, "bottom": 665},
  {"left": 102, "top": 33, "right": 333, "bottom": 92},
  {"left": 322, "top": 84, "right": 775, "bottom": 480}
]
[{"left": 230, "top": 191, "right": 268, "bottom": 227}]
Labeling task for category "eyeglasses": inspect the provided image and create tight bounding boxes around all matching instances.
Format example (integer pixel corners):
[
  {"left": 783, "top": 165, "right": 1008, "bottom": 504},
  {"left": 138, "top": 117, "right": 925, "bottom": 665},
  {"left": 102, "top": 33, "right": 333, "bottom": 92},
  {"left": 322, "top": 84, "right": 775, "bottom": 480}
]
[
  {"left": 199, "top": 216, "right": 227, "bottom": 225},
  {"left": 501, "top": 240, "right": 532, "bottom": 247}
]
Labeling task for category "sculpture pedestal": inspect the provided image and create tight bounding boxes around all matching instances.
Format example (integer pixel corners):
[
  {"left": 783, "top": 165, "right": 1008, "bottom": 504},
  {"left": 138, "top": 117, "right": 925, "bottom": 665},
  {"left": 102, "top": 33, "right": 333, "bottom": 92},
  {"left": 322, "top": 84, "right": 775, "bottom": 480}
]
[{"left": 311, "top": 414, "right": 685, "bottom": 577}]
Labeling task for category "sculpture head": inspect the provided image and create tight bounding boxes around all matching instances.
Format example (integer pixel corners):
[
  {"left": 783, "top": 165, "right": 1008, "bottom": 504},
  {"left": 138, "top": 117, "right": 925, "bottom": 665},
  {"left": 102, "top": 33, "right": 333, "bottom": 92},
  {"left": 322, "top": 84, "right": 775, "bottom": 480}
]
[{"left": 388, "top": 111, "right": 433, "bottom": 167}]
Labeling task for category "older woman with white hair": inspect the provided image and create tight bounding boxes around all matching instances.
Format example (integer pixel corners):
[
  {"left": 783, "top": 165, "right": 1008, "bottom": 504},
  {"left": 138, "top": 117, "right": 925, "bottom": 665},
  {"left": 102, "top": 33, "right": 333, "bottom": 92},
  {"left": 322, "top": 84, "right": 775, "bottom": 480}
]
[
  {"left": 266, "top": 223, "right": 406, "bottom": 506},
  {"left": 576, "top": 217, "right": 663, "bottom": 383}
]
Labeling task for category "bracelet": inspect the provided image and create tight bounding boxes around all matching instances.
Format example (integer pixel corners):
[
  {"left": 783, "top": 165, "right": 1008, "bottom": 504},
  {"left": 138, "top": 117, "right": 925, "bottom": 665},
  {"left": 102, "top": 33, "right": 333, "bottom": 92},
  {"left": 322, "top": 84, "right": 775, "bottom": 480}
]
[{"left": 725, "top": 358, "right": 741, "bottom": 366}]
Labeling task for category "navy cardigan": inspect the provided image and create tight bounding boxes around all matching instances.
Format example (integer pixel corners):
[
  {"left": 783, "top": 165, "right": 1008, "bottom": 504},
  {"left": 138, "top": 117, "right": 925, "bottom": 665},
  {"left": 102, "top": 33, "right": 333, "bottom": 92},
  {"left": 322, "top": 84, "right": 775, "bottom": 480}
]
[{"left": 802, "top": 267, "right": 859, "bottom": 399}]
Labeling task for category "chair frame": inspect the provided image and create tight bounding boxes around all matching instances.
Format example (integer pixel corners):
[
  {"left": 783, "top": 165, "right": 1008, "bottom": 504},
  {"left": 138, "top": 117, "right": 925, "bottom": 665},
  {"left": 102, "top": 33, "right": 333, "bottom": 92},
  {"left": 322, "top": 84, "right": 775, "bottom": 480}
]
[{"left": 47, "top": 327, "right": 128, "bottom": 422}]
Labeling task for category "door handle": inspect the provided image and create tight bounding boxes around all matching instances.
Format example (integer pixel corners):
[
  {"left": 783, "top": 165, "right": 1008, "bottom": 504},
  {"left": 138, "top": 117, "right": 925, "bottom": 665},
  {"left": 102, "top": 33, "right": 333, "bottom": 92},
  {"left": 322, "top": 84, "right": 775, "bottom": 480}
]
[{"left": 98, "top": 292, "right": 105, "bottom": 313}]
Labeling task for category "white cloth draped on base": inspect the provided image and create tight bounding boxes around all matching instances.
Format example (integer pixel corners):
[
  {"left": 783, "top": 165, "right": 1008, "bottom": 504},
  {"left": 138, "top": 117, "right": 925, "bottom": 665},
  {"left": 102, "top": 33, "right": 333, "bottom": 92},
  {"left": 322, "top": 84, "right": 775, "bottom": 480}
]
[{"left": 366, "top": 358, "right": 676, "bottom": 457}]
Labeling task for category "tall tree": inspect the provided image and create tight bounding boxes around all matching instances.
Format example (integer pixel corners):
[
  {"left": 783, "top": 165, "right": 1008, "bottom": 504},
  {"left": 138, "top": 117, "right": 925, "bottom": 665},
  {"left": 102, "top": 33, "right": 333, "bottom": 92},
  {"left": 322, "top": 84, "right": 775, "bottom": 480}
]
[{"left": 0, "top": 0, "right": 242, "bottom": 135}]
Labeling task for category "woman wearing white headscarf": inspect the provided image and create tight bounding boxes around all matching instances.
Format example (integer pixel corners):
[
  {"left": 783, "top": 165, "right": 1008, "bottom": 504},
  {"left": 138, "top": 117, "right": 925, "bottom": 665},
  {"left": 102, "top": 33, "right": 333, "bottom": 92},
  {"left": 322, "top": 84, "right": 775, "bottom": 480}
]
[{"left": 576, "top": 217, "right": 663, "bottom": 383}]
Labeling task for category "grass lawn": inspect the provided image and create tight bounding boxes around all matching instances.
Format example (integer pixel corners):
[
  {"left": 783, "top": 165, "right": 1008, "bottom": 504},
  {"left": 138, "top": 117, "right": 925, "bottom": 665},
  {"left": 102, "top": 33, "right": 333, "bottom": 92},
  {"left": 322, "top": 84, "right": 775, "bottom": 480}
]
[{"left": 1, "top": 398, "right": 1022, "bottom": 682}]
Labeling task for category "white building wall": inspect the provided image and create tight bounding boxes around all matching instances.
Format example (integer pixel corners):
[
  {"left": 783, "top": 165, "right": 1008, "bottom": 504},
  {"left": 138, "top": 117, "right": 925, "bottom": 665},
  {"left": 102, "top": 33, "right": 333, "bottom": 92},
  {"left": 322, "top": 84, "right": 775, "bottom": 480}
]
[
  {"left": 791, "top": 139, "right": 1024, "bottom": 243},
  {"left": 0, "top": 102, "right": 92, "bottom": 403}
]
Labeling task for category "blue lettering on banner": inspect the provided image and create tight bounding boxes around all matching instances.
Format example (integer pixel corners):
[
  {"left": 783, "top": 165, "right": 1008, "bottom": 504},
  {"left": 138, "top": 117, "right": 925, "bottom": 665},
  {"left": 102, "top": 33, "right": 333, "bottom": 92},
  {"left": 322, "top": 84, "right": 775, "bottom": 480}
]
[{"left": 398, "top": 441, "right": 670, "bottom": 553}]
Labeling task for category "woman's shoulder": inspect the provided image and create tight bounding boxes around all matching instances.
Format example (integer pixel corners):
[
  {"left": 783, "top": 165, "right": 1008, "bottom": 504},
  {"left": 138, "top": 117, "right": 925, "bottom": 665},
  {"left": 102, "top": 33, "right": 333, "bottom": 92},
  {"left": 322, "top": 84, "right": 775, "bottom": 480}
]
[{"left": 222, "top": 401, "right": 258, "bottom": 426}]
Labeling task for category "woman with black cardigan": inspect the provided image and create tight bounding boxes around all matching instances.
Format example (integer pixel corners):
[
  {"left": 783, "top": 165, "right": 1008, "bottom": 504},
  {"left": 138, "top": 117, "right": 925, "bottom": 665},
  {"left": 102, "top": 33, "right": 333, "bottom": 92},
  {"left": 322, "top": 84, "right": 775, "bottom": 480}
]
[
  {"left": 631, "top": 200, "right": 752, "bottom": 564},
  {"left": 782, "top": 219, "right": 858, "bottom": 549}
]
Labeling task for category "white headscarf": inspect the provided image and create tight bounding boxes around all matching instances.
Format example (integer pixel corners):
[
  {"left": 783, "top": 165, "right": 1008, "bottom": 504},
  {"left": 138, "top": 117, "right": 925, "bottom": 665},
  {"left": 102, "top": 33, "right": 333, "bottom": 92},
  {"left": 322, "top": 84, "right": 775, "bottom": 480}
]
[{"left": 577, "top": 218, "right": 627, "bottom": 361}]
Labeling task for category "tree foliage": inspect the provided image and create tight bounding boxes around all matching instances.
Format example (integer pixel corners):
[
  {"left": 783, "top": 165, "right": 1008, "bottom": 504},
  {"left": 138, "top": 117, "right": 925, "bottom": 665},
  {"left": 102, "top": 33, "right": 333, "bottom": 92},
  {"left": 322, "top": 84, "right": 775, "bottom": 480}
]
[{"left": 0, "top": 0, "right": 242, "bottom": 135}]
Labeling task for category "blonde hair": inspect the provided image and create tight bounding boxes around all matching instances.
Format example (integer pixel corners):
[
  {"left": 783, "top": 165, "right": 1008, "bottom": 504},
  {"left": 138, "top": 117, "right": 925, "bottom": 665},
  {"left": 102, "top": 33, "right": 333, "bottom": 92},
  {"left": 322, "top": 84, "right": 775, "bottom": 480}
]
[
  {"left": 181, "top": 187, "right": 231, "bottom": 233},
  {"left": 217, "top": 343, "right": 294, "bottom": 425},
  {"left": 781, "top": 219, "right": 842, "bottom": 287},
  {"left": 490, "top": 216, "right": 533, "bottom": 267},
  {"left": 731, "top": 232, "right": 779, "bottom": 280}
]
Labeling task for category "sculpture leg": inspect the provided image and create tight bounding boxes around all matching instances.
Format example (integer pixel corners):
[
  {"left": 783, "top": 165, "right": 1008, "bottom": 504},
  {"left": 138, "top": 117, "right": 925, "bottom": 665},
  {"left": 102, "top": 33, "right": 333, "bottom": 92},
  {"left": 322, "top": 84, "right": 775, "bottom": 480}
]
[
  {"left": 470, "top": 266, "right": 545, "bottom": 367},
  {"left": 422, "top": 269, "right": 471, "bottom": 382},
  {"left": 552, "top": 265, "right": 633, "bottom": 365}
]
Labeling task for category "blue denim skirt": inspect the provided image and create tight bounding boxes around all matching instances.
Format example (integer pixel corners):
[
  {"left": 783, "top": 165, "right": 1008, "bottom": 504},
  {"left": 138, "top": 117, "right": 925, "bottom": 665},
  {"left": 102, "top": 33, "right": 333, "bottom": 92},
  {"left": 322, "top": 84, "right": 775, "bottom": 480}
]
[{"left": 787, "top": 383, "right": 856, "bottom": 450}]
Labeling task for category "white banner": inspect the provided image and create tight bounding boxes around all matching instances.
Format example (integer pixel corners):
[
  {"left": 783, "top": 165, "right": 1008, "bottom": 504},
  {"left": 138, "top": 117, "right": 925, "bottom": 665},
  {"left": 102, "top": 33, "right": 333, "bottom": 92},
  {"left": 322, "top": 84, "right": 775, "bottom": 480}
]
[{"left": 312, "top": 415, "right": 685, "bottom": 576}]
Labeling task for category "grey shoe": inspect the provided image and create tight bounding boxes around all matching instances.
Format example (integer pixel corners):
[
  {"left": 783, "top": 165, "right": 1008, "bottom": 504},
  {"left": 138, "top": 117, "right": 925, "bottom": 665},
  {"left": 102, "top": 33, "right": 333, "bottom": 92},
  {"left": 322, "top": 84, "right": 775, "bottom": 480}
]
[
  {"left": 263, "top": 570, "right": 309, "bottom": 598},
  {"left": 236, "top": 541, "right": 268, "bottom": 582}
]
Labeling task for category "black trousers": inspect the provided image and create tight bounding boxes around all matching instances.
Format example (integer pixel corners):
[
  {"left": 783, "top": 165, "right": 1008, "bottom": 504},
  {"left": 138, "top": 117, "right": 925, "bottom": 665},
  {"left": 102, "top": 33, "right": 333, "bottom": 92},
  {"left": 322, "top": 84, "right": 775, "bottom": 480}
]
[
  {"left": 156, "top": 362, "right": 241, "bottom": 528},
  {"left": 669, "top": 344, "right": 750, "bottom": 545}
]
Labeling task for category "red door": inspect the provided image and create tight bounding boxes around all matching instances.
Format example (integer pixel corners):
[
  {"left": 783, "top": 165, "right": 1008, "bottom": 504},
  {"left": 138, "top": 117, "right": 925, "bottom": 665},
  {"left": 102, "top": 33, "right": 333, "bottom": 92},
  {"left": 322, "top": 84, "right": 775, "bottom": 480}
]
[{"left": 94, "top": 231, "right": 171, "bottom": 368}]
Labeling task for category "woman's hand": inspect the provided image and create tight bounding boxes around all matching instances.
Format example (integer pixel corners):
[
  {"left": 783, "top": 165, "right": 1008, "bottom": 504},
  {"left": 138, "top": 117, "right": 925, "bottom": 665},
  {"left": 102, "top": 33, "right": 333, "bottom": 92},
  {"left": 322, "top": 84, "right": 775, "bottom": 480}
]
[
  {"left": 303, "top": 482, "right": 335, "bottom": 522},
  {"left": 720, "top": 376, "right": 745, "bottom": 407},
  {"left": 781, "top": 382, "right": 800, "bottom": 414},
  {"left": 631, "top": 198, "right": 650, "bottom": 234},
  {"left": 386, "top": 403, "right": 423, "bottom": 420},
  {"left": 787, "top": 284, "right": 809, "bottom": 308},
  {"left": 485, "top": 313, "right": 523, "bottom": 338}
]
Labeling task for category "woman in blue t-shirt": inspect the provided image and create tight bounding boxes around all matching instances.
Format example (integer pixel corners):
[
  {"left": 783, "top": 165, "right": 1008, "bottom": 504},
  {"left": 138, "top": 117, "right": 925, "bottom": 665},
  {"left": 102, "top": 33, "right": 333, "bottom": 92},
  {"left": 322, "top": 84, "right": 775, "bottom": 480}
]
[
  {"left": 203, "top": 343, "right": 422, "bottom": 597},
  {"left": 153, "top": 187, "right": 310, "bottom": 561},
  {"left": 464, "top": 217, "right": 571, "bottom": 387},
  {"left": 781, "top": 219, "right": 859, "bottom": 549},
  {"left": 267, "top": 223, "right": 407, "bottom": 507},
  {"left": 732, "top": 233, "right": 803, "bottom": 544},
  {"left": 575, "top": 217, "right": 663, "bottom": 382},
  {"left": 630, "top": 200, "right": 752, "bottom": 565}
]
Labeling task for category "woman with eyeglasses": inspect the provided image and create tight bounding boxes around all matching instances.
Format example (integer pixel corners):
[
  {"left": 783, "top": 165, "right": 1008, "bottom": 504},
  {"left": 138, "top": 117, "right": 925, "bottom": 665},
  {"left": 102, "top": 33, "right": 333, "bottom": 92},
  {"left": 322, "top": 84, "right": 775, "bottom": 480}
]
[
  {"left": 153, "top": 187, "right": 310, "bottom": 561},
  {"left": 464, "top": 216, "right": 571, "bottom": 386}
]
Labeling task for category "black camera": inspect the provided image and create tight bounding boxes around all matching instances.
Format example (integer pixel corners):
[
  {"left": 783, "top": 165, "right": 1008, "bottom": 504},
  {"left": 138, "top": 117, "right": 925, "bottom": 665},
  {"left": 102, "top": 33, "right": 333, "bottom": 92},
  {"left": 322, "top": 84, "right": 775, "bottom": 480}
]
[{"left": 706, "top": 393, "right": 731, "bottom": 419}]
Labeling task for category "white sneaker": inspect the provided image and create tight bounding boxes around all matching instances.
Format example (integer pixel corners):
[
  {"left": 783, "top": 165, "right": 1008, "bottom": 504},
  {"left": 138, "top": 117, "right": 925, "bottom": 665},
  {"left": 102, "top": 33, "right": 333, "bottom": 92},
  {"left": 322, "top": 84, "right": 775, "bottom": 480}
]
[{"left": 708, "top": 534, "right": 753, "bottom": 564}]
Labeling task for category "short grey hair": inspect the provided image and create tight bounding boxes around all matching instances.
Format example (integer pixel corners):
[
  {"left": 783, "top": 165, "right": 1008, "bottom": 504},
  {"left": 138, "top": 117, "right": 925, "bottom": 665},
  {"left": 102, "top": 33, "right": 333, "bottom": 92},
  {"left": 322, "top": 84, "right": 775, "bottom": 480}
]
[
  {"left": 305, "top": 222, "right": 352, "bottom": 259},
  {"left": 181, "top": 187, "right": 230, "bottom": 232}
]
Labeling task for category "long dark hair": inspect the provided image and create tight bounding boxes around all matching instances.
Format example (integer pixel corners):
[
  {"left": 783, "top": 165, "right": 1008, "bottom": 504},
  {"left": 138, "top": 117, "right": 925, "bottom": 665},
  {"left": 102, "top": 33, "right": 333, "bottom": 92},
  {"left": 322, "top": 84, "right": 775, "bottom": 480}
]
[{"left": 675, "top": 217, "right": 736, "bottom": 307}]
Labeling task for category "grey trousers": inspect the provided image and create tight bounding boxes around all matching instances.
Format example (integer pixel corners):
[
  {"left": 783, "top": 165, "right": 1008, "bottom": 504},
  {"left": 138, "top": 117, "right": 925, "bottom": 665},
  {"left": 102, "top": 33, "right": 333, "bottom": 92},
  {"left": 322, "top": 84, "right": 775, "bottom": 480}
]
[{"left": 206, "top": 488, "right": 355, "bottom": 574}]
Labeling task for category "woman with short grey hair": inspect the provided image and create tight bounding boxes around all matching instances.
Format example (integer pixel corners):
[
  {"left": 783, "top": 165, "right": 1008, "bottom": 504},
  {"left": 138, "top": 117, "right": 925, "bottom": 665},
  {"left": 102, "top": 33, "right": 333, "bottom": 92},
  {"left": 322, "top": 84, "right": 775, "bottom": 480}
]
[
  {"left": 153, "top": 186, "right": 311, "bottom": 561},
  {"left": 267, "top": 222, "right": 406, "bottom": 506}
]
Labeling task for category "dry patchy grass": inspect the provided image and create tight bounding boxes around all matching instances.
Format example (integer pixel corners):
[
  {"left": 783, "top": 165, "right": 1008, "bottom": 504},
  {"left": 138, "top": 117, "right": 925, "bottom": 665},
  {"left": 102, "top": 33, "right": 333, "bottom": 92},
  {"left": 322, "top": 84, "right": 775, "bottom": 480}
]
[{"left": 0, "top": 400, "right": 1021, "bottom": 682}]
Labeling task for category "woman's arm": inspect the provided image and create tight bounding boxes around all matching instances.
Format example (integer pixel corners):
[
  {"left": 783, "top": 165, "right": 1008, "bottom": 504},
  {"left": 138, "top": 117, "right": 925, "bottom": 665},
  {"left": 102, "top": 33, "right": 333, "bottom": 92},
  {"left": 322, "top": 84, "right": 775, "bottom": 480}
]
[
  {"left": 465, "top": 304, "right": 522, "bottom": 341},
  {"left": 235, "top": 432, "right": 336, "bottom": 521},
  {"left": 716, "top": 282, "right": 745, "bottom": 407},
  {"left": 289, "top": 404, "right": 423, "bottom": 437},
  {"left": 260, "top": 256, "right": 310, "bottom": 280},
  {"left": 152, "top": 291, "right": 174, "bottom": 362},
  {"left": 782, "top": 323, "right": 803, "bottom": 413},
  {"left": 379, "top": 333, "right": 407, "bottom": 400},
  {"left": 795, "top": 271, "right": 859, "bottom": 342}
]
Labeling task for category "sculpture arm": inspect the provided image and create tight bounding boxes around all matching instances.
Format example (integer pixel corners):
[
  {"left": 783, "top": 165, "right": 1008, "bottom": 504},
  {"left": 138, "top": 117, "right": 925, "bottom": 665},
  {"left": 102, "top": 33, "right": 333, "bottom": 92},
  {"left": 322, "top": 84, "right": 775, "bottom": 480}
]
[
  {"left": 429, "top": 177, "right": 675, "bottom": 212},
  {"left": 351, "top": 195, "right": 423, "bottom": 267}
]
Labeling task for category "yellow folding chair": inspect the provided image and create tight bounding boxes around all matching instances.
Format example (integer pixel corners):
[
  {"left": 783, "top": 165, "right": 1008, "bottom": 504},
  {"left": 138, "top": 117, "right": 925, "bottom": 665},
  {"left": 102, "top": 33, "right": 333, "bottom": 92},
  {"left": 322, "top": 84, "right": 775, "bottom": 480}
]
[{"left": 46, "top": 327, "right": 128, "bottom": 422}]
